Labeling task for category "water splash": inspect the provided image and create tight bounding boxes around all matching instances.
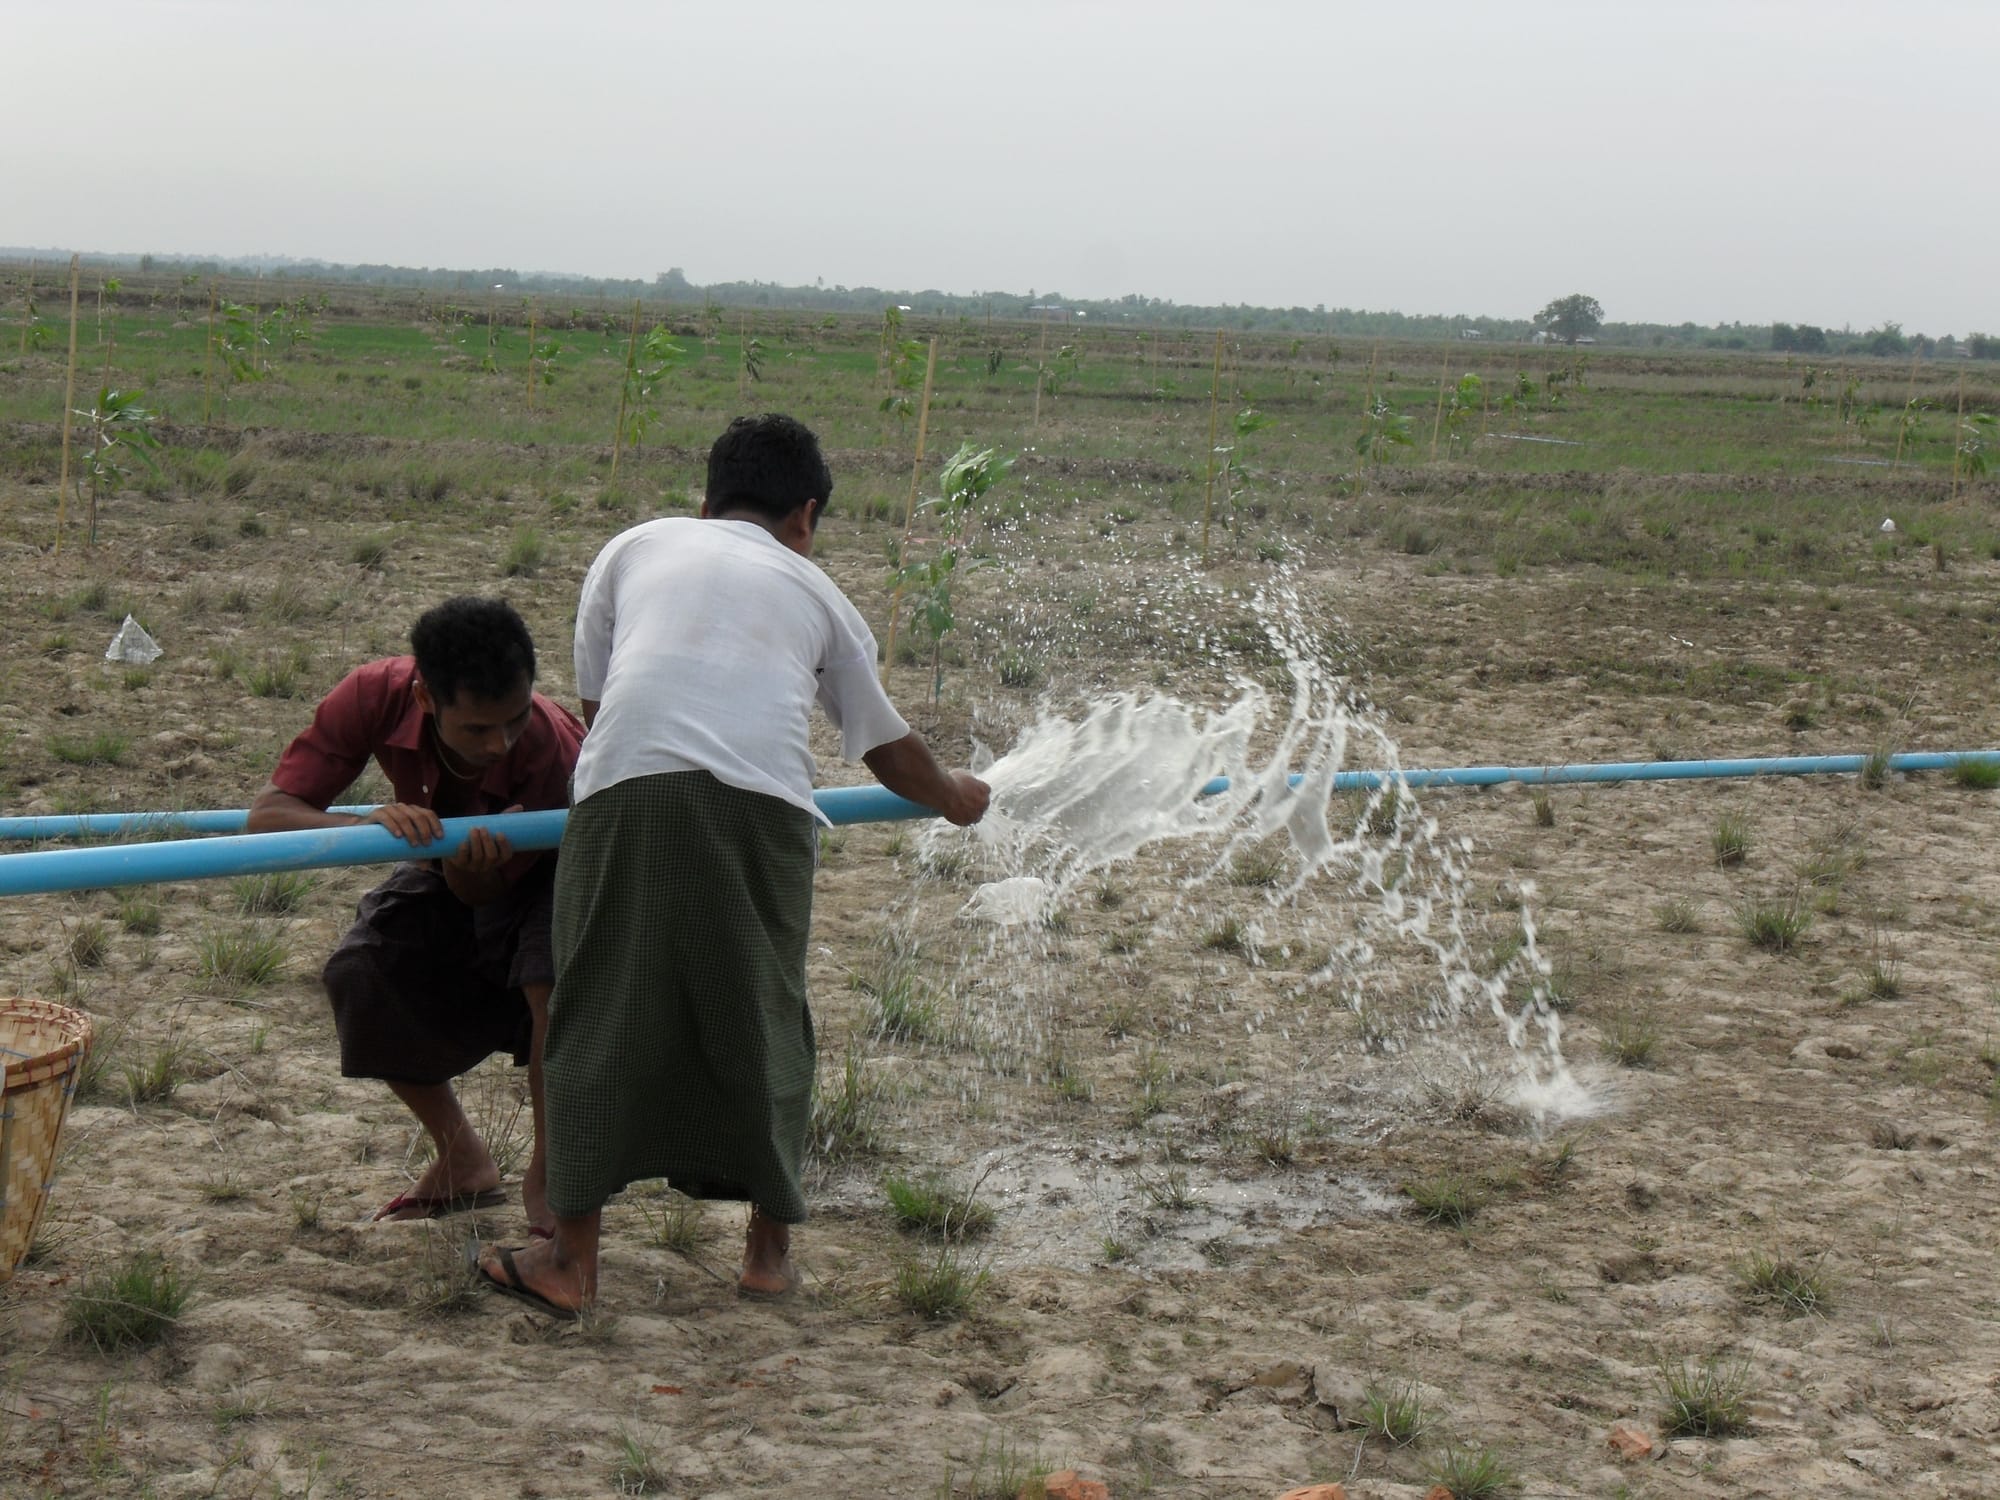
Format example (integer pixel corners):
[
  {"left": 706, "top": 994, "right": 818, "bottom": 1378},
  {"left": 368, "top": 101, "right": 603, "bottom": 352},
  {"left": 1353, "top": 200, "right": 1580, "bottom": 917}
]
[{"left": 918, "top": 566, "right": 1585, "bottom": 1126}]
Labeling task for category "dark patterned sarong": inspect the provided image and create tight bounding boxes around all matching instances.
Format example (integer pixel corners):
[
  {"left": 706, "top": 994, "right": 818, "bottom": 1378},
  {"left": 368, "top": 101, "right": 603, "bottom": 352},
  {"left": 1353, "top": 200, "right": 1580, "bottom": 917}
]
[
  {"left": 543, "top": 770, "right": 818, "bottom": 1222},
  {"left": 321, "top": 858, "right": 552, "bottom": 1085}
]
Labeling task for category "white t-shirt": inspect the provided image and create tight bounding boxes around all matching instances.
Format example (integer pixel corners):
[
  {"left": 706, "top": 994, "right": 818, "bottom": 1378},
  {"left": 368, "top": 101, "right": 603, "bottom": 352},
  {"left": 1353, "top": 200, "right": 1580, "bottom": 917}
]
[{"left": 570, "top": 516, "right": 910, "bottom": 820}]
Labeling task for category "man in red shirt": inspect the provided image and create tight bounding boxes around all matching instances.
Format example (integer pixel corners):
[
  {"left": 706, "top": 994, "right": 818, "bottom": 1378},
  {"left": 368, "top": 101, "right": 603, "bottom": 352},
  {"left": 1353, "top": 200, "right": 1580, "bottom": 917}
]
[{"left": 249, "top": 597, "right": 583, "bottom": 1230}]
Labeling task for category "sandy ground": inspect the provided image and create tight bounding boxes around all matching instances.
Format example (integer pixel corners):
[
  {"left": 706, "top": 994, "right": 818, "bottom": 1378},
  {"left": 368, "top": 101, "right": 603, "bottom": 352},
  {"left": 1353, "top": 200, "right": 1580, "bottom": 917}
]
[{"left": 5, "top": 478, "right": 2000, "bottom": 1499}]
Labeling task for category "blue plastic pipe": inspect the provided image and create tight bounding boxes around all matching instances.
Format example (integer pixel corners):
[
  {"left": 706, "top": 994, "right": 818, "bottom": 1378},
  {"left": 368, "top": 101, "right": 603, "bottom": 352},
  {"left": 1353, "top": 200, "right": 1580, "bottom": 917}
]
[
  {"left": 2, "top": 751, "right": 1995, "bottom": 898},
  {"left": 0, "top": 806, "right": 378, "bottom": 841}
]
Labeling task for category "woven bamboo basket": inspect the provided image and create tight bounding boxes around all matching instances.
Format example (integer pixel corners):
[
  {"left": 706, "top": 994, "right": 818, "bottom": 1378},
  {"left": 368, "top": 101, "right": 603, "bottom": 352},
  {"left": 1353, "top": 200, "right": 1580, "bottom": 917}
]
[{"left": 1, "top": 998, "right": 94, "bottom": 1284}]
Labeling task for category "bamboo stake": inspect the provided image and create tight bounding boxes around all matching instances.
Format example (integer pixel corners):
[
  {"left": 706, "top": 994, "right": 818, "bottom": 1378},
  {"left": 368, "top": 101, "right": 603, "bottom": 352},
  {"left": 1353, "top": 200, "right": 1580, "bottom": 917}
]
[
  {"left": 1427, "top": 342, "right": 1452, "bottom": 461},
  {"left": 53, "top": 257, "right": 80, "bottom": 556},
  {"left": 609, "top": 299, "right": 641, "bottom": 486},
  {"left": 1952, "top": 371, "right": 1965, "bottom": 503},
  {"left": 1031, "top": 316, "right": 1049, "bottom": 429},
  {"left": 880, "top": 337, "right": 940, "bottom": 682},
  {"left": 202, "top": 284, "right": 217, "bottom": 427},
  {"left": 1198, "top": 329, "right": 1225, "bottom": 562},
  {"left": 1892, "top": 347, "right": 1921, "bottom": 468}
]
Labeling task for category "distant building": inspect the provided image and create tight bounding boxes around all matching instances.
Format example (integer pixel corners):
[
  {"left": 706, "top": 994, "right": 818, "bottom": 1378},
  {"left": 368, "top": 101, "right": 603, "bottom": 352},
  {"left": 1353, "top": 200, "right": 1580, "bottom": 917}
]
[{"left": 1458, "top": 328, "right": 1484, "bottom": 340}]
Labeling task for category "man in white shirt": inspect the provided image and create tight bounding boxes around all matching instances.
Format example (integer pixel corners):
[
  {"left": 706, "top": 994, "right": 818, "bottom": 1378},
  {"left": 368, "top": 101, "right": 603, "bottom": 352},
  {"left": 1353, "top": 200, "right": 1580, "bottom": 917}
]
[{"left": 479, "top": 413, "right": 988, "bottom": 1318}]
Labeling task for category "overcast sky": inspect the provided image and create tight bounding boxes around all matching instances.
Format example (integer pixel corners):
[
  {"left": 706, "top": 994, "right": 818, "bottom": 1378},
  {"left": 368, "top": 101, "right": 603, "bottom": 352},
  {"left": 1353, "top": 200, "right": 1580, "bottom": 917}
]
[{"left": 7, "top": 0, "right": 1996, "bottom": 334}]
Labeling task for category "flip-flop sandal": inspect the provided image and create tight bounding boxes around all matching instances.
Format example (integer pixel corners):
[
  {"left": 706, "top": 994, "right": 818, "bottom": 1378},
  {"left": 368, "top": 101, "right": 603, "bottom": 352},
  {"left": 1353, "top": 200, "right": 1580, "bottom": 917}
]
[
  {"left": 527, "top": 1225, "right": 554, "bottom": 1241},
  {"left": 478, "top": 1245, "right": 583, "bottom": 1322},
  {"left": 372, "top": 1187, "right": 507, "bottom": 1222}
]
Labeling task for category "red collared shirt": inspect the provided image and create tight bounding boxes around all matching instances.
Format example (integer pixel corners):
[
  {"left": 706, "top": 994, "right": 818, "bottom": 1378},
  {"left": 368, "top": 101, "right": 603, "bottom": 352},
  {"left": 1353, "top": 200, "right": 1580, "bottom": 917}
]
[{"left": 270, "top": 657, "right": 582, "bottom": 875}]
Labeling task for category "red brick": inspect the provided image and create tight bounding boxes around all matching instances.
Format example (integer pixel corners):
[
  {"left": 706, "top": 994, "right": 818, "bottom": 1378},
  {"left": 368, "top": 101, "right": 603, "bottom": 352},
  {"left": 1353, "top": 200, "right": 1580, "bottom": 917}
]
[
  {"left": 1275, "top": 1486, "right": 1348, "bottom": 1500},
  {"left": 1033, "top": 1471, "right": 1111, "bottom": 1500},
  {"left": 1608, "top": 1422, "right": 1656, "bottom": 1461}
]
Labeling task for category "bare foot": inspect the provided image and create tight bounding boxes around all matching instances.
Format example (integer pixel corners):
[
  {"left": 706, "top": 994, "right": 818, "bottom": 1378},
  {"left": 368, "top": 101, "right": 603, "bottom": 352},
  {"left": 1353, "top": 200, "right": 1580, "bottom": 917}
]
[
  {"left": 378, "top": 1145, "right": 503, "bottom": 1221},
  {"left": 477, "top": 1236, "right": 593, "bottom": 1317},
  {"left": 739, "top": 1207, "right": 797, "bottom": 1297}
]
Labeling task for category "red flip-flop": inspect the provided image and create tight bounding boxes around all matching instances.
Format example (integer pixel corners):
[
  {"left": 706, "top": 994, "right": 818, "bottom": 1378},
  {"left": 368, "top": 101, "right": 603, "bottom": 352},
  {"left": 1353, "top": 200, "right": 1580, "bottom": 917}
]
[{"left": 371, "top": 1186, "right": 507, "bottom": 1222}]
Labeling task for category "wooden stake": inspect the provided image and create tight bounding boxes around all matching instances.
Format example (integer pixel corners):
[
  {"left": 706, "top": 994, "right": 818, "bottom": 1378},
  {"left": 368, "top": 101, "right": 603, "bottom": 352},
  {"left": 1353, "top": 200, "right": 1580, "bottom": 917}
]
[
  {"left": 1199, "top": 329, "right": 1224, "bottom": 562},
  {"left": 53, "top": 256, "right": 80, "bottom": 556},
  {"left": 609, "top": 299, "right": 641, "bottom": 486},
  {"left": 880, "top": 337, "right": 940, "bottom": 682},
  {"left": 525, "top": 309, "right": 537, "bottom": 408},
  {"left": 1428, "top": 342, "right": 1452, "bottom": 461}
]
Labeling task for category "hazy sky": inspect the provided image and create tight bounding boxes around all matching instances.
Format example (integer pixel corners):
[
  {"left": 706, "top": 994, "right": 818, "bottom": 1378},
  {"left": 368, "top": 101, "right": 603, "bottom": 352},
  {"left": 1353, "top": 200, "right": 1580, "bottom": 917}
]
[{"left": 7, "top": 0, "right": 1996, "bottom": 333}]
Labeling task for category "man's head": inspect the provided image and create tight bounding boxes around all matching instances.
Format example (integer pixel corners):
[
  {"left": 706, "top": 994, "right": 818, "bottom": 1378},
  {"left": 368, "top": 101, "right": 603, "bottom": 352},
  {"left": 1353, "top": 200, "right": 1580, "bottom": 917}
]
[
  {"left": 702, "top": 413, "right": 832, "bottom": 555},
  {"left": 409, "top": 597, "right": 537, "bottom": 769}
]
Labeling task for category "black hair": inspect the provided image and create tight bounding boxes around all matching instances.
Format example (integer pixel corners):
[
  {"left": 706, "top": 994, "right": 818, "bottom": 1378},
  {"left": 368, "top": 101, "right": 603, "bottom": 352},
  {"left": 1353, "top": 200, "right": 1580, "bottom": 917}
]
[
  {"left": 705, "top": 413, "right": 833, "bottom": 528},
  {"left": 410, "top": 596, "right": 536, "bottom": 706}
]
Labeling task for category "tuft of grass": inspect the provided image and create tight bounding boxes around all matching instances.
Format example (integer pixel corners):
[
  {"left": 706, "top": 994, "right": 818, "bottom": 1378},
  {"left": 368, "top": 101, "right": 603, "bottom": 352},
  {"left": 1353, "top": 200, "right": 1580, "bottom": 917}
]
[
  {"left": 996, "top": 649, "right": 1044, "bottom": 690},
  {"left": 122, "top": 1036, "right": 190, "bottom": 1105},
  {"left": 883, "top": 1171, "right": 995, "bottom": 1238},
  {"left": 349, "top": 534, "right": 391, "bottom": 570},
  {"left": 1404, "top": 1172, "right": 1484, "bottom": 1229},
  {"left": 1136, "top": 1161, "right": 1200, "bottom": 1211},
  {"left": 115, "top": 894, "right": 161, "bottom": 935},
  {"left": 1529, "top": 787, "right": 1555, "bottom": 827},
  {"left": 893, "top": 1245, "right": 989, "bottom": 1321},
  {"left": 1660, "top": 1355, "right": 1752, "bottom": 1438},
  {"left": 1228, "top": 845, "right": 1285, "bottom": 888},
  {"left": 501, "top": 526, "right": 546, "bottom": 577},
  {"left": 635, "top": 1189, "right": 704, "bottom": 1253},
  {"left": 611, "top": 1427, "right": 672, "bottom": 1495},
  {"left": 1738, "top": 1251, "right": 1833, "bottom": 1317},
  {"left": 1860, "top": 743, "right": 1894, "bottom": 791},
  {"left": 197, "top": 927, "right": 289, "bottom": 987},
  {"left": 1738, "top": 887, "right": 1812, "bottom": 952},
  {"left": 68, "top": 918, "right": 111, "bottom": 969},
  {"left": 261, "top": 578, "right": 314, "bottom": 625},
  {"left": 247, "top": 644, "right": 313, "bottom": 699},
  {"left": 1358, "top": 1379, "right": 1429, "bottom": 1446},
  {"left": 64, "top": 1252, "right": 189, "bottom": 1351},
  {"left": 1199, "top": 916, "right": 1246, "bottom": 953},
  {"left": 50, "top": 732, "right": 129, "bottom": 766},
  {"left": 1711, "top": 809, "right": 1751, "bottom": 867},
  {"left": 1952, "top": 757, "right": 2000, "bottom": 790},
  {"left": 408, "top": 1231, "right": 484, "bottom": 1319},
  {"left": 1604, "top": 1002, "right": 1662, "bottom": 1068},
  {"left": 809, "top": 1043, "right": 882, "bottom": 1161},
  {"left": 860, "top": 951, "right": 943, "bottom": 1045},
  {"left": 1425, "top": 1443, "right": 1520, "bottom": 1498},
  {"left": 1655, "top": 895, "right": 1699, "bottom": 933},
  {"left": 231, "top": 871, "right": 317, "bottom": 916}
]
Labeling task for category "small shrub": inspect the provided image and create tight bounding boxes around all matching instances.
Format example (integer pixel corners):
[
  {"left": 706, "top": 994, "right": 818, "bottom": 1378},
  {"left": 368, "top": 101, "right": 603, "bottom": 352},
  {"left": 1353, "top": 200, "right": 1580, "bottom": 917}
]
[
  {"left": 883, "top": 1171, "right": 995, "bottom": 1237},
  {"left": 1660, "top": 1355, "right": 1751, "bottom": 1438},
  {"left": 1359, "top": 1379, "right": 1428, "bottom": 1446},
  {"left": 894, "top": 1245, "right": 988, "bottom": 1321},
  {"left": 1738, "top": 1251, "right": 1833, "bottom": 1317},
  {"left": 65, "top": 1252, "right": 189, "bottom": 1351}
]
